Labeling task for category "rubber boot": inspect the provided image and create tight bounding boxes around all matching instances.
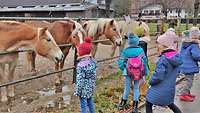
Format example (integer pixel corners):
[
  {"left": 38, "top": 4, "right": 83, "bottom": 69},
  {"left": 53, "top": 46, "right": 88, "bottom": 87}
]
[
  {"left": 133, "top": 101, "right": 139, "bottom": 113},
  {"left": 117, "top": 99, "right": 127, "bottom": 110}
]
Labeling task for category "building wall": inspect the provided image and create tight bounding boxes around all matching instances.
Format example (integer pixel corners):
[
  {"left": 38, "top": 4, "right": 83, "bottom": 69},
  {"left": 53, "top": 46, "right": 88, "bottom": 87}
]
[{"left": 167, "top": 9, "right": 187, "bottom": 18}]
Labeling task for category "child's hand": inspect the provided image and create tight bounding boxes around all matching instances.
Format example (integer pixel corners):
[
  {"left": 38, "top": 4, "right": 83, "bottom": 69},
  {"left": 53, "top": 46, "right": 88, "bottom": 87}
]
[{"left": 121, "top": 76, "right": 126, "bottom": 81}]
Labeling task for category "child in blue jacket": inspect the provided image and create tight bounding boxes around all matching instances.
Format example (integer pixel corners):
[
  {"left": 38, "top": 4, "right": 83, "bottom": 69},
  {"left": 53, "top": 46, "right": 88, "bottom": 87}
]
[
  {"left": 179, "top": 27, "right": 200, "bottom": 102},
  {"left": 117, "top": 34, "right": 148, "bottom": 113},
  {"left": 146, "top": 31, "right": 182, "bottom": 113}
]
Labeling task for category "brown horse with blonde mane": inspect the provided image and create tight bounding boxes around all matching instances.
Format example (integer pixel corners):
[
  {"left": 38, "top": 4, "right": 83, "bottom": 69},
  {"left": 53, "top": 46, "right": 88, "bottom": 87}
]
[
  {"left": 0, "top": 21, "right": 63, "bottom": 102},
  {"left": 25, "top": 20, "right": 86, "bottom": 86},
  {"left": 82, "top": 18, "right": 122, "bottom": 57}
]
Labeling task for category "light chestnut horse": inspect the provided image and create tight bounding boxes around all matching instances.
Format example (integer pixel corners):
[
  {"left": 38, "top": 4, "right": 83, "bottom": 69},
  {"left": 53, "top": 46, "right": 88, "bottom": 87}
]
[
  {"left": 117, "top": 20, "right": 151, "bottom": 50},
  {"left": 0, "top": 21, "right": 63, "bottom": 102},
  {"left": 82, "top": 18, "right": 122, "bottom": 57},
  {"left": 25, "top": 20, "right": 86, "bottom": 86}
]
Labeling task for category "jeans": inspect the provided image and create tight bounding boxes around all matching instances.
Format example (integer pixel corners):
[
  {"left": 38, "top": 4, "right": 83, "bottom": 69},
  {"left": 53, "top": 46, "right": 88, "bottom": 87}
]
[
  {"left": 123, "top": 76, "right": 140, "bottom": 101},
  {"left": 146, "top": 101, "right": 182, "bottom": 113},
  {"left": 80, "top": 97, "right": 95, "bottom": 113},
  {"left": 180, "top": 74, "right": 194, "bottom": 95}
]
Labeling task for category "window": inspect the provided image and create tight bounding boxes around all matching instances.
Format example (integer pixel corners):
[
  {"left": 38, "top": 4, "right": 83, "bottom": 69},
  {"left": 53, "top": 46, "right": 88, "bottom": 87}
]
[{"left": 155, "top": 10, "right": 160, "bottom": 15}]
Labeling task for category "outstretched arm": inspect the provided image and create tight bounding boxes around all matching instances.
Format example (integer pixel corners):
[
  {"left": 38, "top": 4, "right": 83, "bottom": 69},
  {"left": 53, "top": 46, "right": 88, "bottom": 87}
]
[{"left": 149, "top": 60, "right": 166, "bottom": 86}]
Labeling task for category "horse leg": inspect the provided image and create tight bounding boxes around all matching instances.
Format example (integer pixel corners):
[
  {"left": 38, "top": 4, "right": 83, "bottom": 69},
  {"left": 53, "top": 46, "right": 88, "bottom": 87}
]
[
  {"left": 55, "top": 62, "right": 60, "bottom": 85},
  {"left": 26, "top": 51, "right": 36, "bottom": 72},
  {"left": 111, "top": 45, "right": 117, "bottom": 57},
  {"left": 55, "top": 48, "right": 70, "bottom": 85},
  {"left": 119, "top": 37, "right": 127, "bottom": 52},
  {"left": 91, "top": 44, "right": 98, "bottom": 57},
  {"left": 7, "top": 59, "right": 17, "bottom": 98},
  {"left": 0, "top": 64, "right": 8, "bottom": 102}
]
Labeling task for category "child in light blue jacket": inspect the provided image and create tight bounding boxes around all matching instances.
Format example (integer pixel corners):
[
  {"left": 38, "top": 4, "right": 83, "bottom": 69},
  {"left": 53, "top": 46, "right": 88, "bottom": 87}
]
[{"left": 117, "top": 34, "right": 148, "bottom": 113}]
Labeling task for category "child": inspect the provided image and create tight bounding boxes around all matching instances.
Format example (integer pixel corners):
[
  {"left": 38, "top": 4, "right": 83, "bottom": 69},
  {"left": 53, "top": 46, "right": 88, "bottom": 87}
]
[
  {"left": 179, "top": 27, "right": 200, "bottom": 102},
  {"left": 117, "top": 34, "right": 148, "bottom": 113},
  {"left": 145, "top": 31, "right": 182, "bottom": 113},
  {"left": 74, "top": 37, "right": 97, "bottom": 113},
  {"left": 134, "top": 23, "right": 151, "bottom": 99}
]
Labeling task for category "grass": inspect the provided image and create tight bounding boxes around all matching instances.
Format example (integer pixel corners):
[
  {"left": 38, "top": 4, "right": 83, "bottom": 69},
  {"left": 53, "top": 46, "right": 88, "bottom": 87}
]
[
  {"left": 147, "top": 23, "right": 196, "bottom": 35},
  {"left": 62, "top": 63, "right": 156, "bottom": 113},
  {"left": 94, "top": 63, "right": 156, "bottom": 113}
]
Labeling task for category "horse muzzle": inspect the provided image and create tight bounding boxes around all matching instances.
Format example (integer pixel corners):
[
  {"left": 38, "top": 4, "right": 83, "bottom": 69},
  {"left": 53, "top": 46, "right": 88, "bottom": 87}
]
[
  {"left": 115, "top": 39, "right": 122, "bottom": 46},
  {"left": 54, "top": 52, "right": 64, "bottom": 63}
]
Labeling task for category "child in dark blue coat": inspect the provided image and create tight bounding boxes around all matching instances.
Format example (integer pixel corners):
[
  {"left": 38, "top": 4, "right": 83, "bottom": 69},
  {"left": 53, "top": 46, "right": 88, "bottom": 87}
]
[
  {"left": 146, "top": 31, "right": 182, "bottom": 113},
  {"left": 117, "top": 34, "right": 148, "bottom": 113},
  {"left": 179, "top": 27, "right": 200, "bottom": 102}
]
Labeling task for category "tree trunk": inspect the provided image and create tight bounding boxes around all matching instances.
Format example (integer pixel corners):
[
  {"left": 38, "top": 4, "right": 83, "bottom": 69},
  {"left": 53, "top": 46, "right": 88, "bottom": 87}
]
[
  {"left": 194, "top": 0, "right": 199, "bottom": 26},
  {"left": 105, "top": 0, "right": 112, "bottom": 17}
]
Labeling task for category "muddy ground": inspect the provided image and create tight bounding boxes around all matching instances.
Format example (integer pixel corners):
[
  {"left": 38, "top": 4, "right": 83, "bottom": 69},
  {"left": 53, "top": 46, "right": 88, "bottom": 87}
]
[
  {"left": 0, "top": 44, "right": 123, "bottom": 113},
  {"left": 0, "top": 39, "right": 157, "bottom": 113}
]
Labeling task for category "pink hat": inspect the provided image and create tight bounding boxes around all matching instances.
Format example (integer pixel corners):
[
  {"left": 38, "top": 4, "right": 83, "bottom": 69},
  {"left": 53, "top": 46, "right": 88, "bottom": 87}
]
[{"left": 157, "top": 30, "right": 179, "bottom": 50}]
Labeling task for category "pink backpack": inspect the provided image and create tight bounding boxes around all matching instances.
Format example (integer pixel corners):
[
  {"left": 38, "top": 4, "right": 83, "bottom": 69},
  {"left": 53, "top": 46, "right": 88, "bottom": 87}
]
[{"left": 127, "top": 53, "right": 145, "bottom": 80}]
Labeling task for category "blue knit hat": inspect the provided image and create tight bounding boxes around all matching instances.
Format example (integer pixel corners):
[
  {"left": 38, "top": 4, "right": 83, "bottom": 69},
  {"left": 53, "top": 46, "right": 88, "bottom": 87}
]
[{"left": 128, "top": 34, "right": 139, "bottom": 46}]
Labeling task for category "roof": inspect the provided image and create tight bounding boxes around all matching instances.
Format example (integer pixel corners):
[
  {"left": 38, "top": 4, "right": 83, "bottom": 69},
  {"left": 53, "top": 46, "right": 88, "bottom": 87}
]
[
  {"left": 0, "top": 3, "right": 98, "bottom": 12},
  {"left": 0, "top": 0, "right": 82, "bottom": 7}
]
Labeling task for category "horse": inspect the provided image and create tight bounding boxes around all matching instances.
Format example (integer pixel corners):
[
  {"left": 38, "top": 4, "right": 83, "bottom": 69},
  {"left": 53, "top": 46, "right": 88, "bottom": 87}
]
[
  {"left": 82, "top": 18, "right": 122, "bottom": 57},
  {"left": 25, "top": 20, "right": 86, "bottom": 86},
  {"left": 117, "top": 20, "right": 151, "bottom": 50},
  {"left": 0, "top": 21, "right": 64, "bottom": 102}
]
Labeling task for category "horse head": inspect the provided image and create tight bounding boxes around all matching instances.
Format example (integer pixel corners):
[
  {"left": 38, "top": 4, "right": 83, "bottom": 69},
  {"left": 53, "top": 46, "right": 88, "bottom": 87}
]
[
  {"left": 35, "top": 27, "right": 64, "bottom": 63},
  {"left": 71, "top": 20, "right": 86, "bottom": 46},
  {"left": 98, "top": 18, "right": 122, "bottom": 46}
]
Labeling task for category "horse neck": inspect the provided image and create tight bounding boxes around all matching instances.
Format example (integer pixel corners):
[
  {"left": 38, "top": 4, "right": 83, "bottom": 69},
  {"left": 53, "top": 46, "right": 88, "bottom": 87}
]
[{"left": 6, "top": 27, "right": 38, "bottom": 51}]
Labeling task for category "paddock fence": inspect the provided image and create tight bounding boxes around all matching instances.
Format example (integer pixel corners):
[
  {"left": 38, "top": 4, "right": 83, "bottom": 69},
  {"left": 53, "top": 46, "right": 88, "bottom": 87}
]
[{"left": 0, "top": 17, "right": 158, "bottom": 89}]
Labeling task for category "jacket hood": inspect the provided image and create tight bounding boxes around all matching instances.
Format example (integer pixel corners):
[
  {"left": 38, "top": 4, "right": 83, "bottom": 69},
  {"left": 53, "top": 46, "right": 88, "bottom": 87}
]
[
  {"left": 181, "top": 38, "right": 199, "bottom": 49},
  {"left": 162, "top": 50, "right": 183, "bottom": 67},
  {"left": 122, "top": 47, "right": 144, "bottom": 58}
]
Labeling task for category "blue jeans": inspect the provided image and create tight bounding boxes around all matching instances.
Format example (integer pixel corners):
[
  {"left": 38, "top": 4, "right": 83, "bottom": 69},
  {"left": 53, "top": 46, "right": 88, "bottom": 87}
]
[
  {"left": 80, "top": 97, "right": 95, "bottom": 113},
  {"left": 123, "top": 76, "right": 140, "bottom": 101}
]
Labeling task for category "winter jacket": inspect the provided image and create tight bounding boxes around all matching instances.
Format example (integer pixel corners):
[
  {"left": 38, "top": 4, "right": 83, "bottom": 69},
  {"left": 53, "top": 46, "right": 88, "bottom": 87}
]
[
  {"left": 117, "top": 46, "right": 149, "bottom": 76},
  {"left": 179, "top": 39, "right": 200, "bottom": 74},
  {"left": 74, "top": 56, "right": 97, "bottom": 98},
  {"left": 146, "top": 49, "right": 182, "bottom": 106}
]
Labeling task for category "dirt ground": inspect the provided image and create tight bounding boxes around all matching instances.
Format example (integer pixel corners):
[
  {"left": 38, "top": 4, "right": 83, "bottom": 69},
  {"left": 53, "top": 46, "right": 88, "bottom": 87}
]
[{"left": 0, "top": 44, "right": 122, "bottom": 113}]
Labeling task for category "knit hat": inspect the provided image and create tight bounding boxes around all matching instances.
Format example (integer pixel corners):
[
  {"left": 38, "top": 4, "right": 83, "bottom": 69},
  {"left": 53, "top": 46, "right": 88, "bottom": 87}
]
[
  {"left": 157, "top": 29, "right": 179, "bottom": 50},
  {"left": 78, "top": 36, "right": 93, "bottom": 56},
  {"left": 128, "top": 34, "right": 139, "bottom": 46},
  {"left": 189, "top": 27, "right": 200, "bottom": 39}
]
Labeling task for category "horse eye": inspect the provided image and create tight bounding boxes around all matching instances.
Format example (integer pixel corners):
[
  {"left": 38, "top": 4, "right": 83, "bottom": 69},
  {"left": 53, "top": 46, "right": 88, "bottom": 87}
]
[{"left": 46, "top": 38, "right": 51, "bottom": 42}]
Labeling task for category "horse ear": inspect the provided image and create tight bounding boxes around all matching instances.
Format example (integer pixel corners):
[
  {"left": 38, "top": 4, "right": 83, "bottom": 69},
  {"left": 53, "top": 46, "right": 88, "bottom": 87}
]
[
  {"left": 73, "top": 23, "right": 76, "bottom": 30},
  {"left": 39, "top": 27, "right": 48, "bottom": 37},
  {"left": 82, "top": 23, "right": 87, "bottom": 30},
  {"left": 110, "top": 20, "right": 114, "bottom": 26}
]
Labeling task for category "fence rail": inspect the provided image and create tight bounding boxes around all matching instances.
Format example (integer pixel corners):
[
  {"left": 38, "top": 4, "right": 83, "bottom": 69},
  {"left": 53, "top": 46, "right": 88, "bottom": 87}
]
[
  {"left": 0, "top": 56, "right": 119, "bottom": 88},
  {"left": 0, "top": 16, "right": 159, "bottom": 89},
  {"left": 0, "top": 37, "right": 158, "bottom": 88},
  {"left": 0, "top": 39, "right": 111, "bottom": 55}
]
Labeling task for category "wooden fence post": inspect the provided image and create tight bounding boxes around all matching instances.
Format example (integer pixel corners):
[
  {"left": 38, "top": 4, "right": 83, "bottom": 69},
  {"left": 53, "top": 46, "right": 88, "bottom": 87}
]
[
  {"left": 186, "top": 18, "right": 189, "bottom": 30},
  {"left": 72, "top": 48, "right": 78, "bottom": 83}
]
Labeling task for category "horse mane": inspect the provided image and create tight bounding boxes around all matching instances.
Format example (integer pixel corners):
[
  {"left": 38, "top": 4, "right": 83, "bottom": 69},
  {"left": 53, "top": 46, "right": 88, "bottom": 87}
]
[
  {"left": 0, "top": 21, "right": 34, "bottom": 31},
  {"left": 1, "top": 21, "right": 21, "bottom": 25},
  {"left": 97, "top": 18, "right": 120, "bottom": 35},
  {"left": 84, "top": 20, "right": 99, "bottom": 37}
]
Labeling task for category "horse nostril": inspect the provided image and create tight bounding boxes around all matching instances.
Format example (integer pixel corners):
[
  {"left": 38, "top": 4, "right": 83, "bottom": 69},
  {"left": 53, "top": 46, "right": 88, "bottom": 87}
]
[
  {"left": 55, "top": 57, "right": 60, "bottom": 62},
  {"left": 116, "top": 41, "right": 121, "bottom": 46}
]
